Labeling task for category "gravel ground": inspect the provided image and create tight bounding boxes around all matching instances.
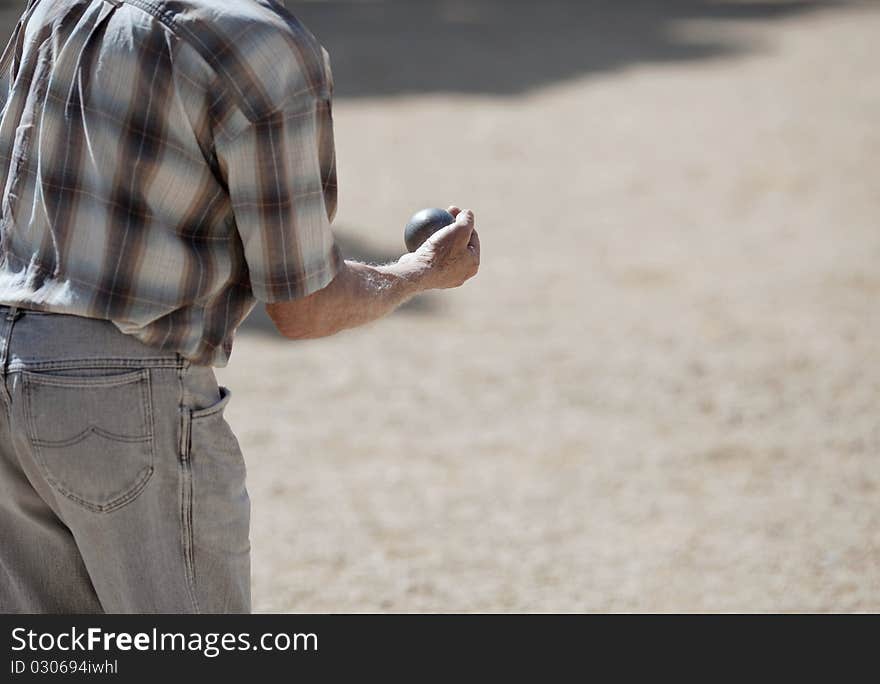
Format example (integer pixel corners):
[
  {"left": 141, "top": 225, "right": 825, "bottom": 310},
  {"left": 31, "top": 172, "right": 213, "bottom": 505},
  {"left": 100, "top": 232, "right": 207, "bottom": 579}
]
[
  {"left": 6, "top": 0, "right": 877, "bottom": 612},
  {"left": 220, "top": 1, "right": 880, "bottom": 612}
]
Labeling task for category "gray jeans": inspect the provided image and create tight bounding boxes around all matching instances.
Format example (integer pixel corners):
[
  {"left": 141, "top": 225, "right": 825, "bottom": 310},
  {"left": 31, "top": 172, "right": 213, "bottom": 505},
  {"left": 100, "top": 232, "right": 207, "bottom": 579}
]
[{"left": 0, "top": 306, "right": 250, "bottom": 613}]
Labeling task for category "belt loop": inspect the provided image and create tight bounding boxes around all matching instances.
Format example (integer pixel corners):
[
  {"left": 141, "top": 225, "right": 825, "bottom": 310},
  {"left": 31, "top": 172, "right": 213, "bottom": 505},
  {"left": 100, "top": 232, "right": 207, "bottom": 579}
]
[{"left": 0, "top": 306, "right": 21, "bottom": 405}]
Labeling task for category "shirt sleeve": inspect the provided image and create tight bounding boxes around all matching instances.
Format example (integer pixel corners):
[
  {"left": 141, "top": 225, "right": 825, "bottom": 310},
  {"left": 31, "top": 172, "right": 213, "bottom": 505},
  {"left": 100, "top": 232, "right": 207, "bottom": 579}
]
[{"left": 213, "top": 78, "right": 341, "bottom": 304}]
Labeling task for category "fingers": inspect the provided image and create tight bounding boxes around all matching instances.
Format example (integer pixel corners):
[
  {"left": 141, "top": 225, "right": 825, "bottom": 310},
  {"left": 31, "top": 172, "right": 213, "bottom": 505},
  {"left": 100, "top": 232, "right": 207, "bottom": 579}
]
[
  {"left": 423, "top": 208, "right": 474, "bottom": 249},
  {"left": 412, "top": 208, "right": 480, "bottom": 289},
  {"left": 451, "top": 209, "right": 474, "bottom": 248},
  {"left": 454, "top": 209, "right": 473, "bottom": 230},
  {"left": 467, "top": 228, "right": 480, "bottom": 263}
]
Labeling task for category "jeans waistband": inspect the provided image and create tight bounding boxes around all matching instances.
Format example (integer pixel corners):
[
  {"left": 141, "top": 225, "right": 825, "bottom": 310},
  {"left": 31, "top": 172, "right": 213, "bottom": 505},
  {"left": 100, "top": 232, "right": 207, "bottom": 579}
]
[
  {"left": 0, "top": 305, "right": 185, "bottom": 372},
  {"left": 0, "top": 304, "right": 93, "bottom": 317}
]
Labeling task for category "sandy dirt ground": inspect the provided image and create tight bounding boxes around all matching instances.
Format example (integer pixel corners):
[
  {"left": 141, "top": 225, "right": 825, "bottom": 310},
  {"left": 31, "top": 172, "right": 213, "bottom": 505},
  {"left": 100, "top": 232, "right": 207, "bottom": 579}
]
[
  {"left": 4, "top": 0, "right": 876, "bottom": 612},
  {"left": 213, "top": 1, "right": 880, "bottom": 612},
  {"left": 215, "top": 0, "right": 880, "bottom": 613}
]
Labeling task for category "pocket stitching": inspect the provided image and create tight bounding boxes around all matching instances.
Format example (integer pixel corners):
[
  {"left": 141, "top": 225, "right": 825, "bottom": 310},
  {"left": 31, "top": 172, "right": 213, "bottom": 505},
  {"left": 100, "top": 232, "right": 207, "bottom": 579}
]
[
  {"left": 32, "top": 425, "right": 153, "bottom": 448},
  {"left": 23, "top": 369, "right": 156, "bottom": 513},
  {"left": 41, "top": 466, "right": 154, "bottom": 514},
  {"left": 21, "top": 368, "right": 151, "bottom": 388}
]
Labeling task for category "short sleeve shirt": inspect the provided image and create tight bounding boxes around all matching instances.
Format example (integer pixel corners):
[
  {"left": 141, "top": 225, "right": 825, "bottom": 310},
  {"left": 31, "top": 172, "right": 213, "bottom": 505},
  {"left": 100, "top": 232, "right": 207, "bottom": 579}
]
[{"left": 0, "top": 0, "right": 340, "bottom": 366}]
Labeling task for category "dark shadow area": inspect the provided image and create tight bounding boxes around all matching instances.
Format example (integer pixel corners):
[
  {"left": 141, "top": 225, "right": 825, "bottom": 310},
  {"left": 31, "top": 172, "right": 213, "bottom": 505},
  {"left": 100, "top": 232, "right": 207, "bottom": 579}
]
[
  {"left": 0, "top": 1, "right": 839, "bottom": 98},
  {"left": 291, "top": 0, "right": 836, "bottom": 98},
  {"left": 238, "top": 225, "right": 440, "bottom": 336}
]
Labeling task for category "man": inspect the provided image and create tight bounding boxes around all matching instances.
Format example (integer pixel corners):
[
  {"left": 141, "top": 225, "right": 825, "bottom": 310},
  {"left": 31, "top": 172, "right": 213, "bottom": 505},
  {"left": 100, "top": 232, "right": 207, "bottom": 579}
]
[{"left": 0, "top": 0, "right": 479, "bottom": 613}]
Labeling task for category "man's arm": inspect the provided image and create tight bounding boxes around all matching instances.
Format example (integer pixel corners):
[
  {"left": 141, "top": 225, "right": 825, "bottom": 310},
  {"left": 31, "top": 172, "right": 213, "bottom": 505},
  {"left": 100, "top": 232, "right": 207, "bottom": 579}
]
[{"left": 266, "top": 207, "right": 480, "bottom": 340}]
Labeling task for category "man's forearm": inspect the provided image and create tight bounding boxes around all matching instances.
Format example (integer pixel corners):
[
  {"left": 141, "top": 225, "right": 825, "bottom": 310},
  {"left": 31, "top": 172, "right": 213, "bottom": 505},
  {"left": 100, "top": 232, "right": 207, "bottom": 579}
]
[
  {"left": 266, "top": 208, "right": 478, "bottom": 340},
  {"left": 265, "top": 256, "right": 425, "bottom": 340}
]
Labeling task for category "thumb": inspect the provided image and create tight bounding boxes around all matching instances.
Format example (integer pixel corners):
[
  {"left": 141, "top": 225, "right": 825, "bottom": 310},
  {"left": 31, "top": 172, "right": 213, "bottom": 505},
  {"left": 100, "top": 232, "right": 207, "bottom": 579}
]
[
  {"left": 455, "top": 209, "right": 474, "bottom": 247},
  {"left": 450, "top": 209, "right": 474, "bottom": 246},
  {"left": 424, "top": 209, "right": 474, "bottom": 248}
]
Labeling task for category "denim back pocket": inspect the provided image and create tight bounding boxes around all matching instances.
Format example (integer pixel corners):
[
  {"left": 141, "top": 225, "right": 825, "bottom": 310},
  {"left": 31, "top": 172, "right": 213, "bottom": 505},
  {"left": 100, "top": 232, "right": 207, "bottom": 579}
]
[{"left": 23, "top": 368, "right": 155, "bottom": 513}]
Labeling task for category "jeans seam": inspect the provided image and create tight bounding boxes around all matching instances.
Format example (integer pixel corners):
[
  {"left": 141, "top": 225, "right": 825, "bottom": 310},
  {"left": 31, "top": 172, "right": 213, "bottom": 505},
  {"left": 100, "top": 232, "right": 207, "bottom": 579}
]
[{"left": 178, "top": 361, "right": 200, "bottom": 613}]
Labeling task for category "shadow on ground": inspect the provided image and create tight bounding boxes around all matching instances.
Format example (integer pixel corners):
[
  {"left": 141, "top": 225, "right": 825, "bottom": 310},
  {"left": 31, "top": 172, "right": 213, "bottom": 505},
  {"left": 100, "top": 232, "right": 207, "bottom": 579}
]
[
  {"left": 292, "top": 0, "right": 834, "bottom": 98},
  {"left": 0, "top": 2, "right": 836, "bottom": 98}
]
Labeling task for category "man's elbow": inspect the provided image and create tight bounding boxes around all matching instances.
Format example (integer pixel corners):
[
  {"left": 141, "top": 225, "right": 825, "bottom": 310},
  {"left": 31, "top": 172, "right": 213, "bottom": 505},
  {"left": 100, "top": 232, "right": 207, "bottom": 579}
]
[
  {"left": 265, "top": 302, "right": 341, "bottom": 340},
  {"left": 274, "top": 323, "right": 335, "bottom": 341},
  {"left": 277, "top": 322, "right": 345, "bottom": 340},
  {"left": 268, "top": 314, "right": 319, "bottom": 340},
  {"left": 274, "top": 322, "right": 311, "bottom": 340}
]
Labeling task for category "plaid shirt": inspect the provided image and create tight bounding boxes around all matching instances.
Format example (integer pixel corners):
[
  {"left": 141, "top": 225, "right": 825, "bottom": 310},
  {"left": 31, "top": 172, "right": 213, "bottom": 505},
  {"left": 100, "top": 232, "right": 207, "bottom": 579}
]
[{"left": 0, "top": 0, "right": 340, "bottom": 366}]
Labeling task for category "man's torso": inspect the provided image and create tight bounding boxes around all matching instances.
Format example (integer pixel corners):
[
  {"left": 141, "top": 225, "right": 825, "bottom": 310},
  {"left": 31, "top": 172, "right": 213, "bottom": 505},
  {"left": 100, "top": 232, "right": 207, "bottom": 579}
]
[{"left": 0, "top": 0, "right": 337, "bottom": 366}]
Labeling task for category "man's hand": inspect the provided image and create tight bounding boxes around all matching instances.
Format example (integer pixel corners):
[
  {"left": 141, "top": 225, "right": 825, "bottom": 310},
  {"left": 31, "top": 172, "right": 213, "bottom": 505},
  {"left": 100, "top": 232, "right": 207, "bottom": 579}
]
[
  {"left": 266, "top": 206, "right": 480, "bottom": 340},
  {"left": 399, "top": 206, "right": 481, "bottom": 290}
]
